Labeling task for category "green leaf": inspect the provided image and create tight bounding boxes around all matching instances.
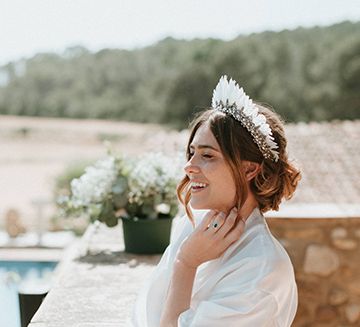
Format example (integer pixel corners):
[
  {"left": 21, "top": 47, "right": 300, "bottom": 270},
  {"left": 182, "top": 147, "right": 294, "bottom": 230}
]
[
  {"left": 89, "top": 204, "right": 102, "bottom": 222},
  {"left": 105, "top": 215, "right": 118, "bottom": 227},
  {"left": 113, "top": 193, "right": 128, "bottom": 209},
  {"left": 141, "top": 202, "right": 157, "bottom": 219},
  {"left": 98, "top": 198, "right": 117, "bottom": 226}
]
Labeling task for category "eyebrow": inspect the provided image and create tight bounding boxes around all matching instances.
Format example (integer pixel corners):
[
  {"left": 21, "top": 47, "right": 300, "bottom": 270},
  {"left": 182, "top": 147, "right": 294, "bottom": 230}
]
[{"left": 189, "top": 144, "right": 221, "bottom": 152}]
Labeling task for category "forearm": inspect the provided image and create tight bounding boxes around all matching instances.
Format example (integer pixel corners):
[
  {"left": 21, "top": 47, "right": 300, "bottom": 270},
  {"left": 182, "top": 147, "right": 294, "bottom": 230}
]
[{"left": 159, "top": 258, "right": 197, "bottom": 327}]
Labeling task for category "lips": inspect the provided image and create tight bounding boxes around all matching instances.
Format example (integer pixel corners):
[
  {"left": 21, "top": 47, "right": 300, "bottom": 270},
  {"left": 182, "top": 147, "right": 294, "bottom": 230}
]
[{"left": 190, "top": 181, "right": 209, "bottom": 193}]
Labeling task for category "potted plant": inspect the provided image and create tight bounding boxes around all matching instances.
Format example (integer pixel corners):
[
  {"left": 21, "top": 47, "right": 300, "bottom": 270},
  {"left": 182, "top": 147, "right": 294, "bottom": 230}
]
[{"left": 58, "top": 151, "right": 182, "bottom": 254}]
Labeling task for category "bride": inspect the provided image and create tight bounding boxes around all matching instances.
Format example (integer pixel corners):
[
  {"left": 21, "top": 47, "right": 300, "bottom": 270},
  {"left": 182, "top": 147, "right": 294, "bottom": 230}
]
[{"left": 131, "top": 75, "right": 301, "bottom": 326}]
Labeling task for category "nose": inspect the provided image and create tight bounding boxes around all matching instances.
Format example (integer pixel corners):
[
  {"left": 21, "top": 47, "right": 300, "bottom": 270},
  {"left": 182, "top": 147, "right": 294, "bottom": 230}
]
[{"left": 184, "top": 157, "right": 200, "bottom": 175}]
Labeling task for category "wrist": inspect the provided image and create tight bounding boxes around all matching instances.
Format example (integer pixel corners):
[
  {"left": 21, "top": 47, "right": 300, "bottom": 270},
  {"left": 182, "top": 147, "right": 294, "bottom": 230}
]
[{"left": 175, "top": 254, "right": 199, "bottom": 270}]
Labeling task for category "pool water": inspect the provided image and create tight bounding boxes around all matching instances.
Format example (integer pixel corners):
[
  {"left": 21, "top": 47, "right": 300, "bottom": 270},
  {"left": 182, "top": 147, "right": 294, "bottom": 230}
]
[{"left": 0, "top": 261, "right": 57, "bottom": 327}]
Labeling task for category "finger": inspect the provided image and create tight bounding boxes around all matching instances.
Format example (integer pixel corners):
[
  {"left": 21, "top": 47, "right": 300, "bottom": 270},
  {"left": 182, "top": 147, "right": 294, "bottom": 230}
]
[
  {"left": 207, "top": 211, "right": 226, "bottom": 232},
  {"left": 197, "top": 209, "right": 218, "bottom": 231},
  {"left": 225, "top": 215, "right": 247, "bottom": 237},
  {"left": 213, "top": 212, "right": 226, "bottom": 230},
  {"left": 223, "top": 221, "right": 246, "bottom": 247},
  {"left": 216, "top": 207, "right": 238, "bottom": 237}
]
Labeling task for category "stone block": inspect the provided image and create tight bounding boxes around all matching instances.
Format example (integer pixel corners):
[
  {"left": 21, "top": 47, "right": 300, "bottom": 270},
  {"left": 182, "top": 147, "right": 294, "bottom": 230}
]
[
  {"left": 303, "top": 244, "right": 340, "bottom": 277},
  {"left": 345, "top": 303, "right": 360, "bottom": 323},
  {"left": 328, "top": 287, "right": 349, "bottom": 306},
  {"left": 332, "top": 238, "right": 357, "bottom": 250},
  {"left": 331, "top": 227, "right": 347, "bottom": 239}
]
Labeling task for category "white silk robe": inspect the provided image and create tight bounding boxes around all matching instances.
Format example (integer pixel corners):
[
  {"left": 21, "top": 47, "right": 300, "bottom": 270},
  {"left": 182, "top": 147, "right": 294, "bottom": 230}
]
[{"left": 130, "top": 208, "right": 298, "bottom": 327}]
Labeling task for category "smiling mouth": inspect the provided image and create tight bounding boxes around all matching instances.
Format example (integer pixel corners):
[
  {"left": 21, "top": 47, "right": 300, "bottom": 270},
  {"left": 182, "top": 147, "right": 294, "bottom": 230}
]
[{"left": 190, "top": 182, "right": 209, "bottom": 192}]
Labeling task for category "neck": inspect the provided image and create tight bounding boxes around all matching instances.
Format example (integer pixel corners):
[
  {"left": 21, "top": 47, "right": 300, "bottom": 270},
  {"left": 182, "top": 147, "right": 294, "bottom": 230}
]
[
  {"left": 223, "top": 190, "right": 258, "bottom": 223},
  {"left": 238, "top": 194, "right": 258, "bottom": 223},
  {"left": 217, "top": 191, "right": 259, "bottom": 222}
]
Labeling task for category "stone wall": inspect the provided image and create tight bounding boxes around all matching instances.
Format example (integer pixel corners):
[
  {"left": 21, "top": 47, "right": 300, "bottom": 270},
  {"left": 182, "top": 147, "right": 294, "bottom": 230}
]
[{"left": 267, "top": 216, "right": 360, "bottom": 327}]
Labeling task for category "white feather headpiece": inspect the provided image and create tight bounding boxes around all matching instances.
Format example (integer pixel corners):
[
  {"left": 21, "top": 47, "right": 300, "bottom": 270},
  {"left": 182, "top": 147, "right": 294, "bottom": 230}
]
[{"left": 211, "top": 75, "right": 279, "bottom": 162}]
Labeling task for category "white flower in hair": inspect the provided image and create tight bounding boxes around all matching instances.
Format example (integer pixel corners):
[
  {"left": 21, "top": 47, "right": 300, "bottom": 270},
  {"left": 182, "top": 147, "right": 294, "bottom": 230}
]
[{"left": 211, "top": 75, "right": 279, "bottom": 162}]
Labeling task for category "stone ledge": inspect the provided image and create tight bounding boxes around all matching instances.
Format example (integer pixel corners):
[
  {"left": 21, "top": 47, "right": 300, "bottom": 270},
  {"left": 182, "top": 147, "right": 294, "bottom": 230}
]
[
  {"left": 29, "top": 222, "right": 161, "bottom": 327},
  {"left": 265, "top": 203, "right": 360, "bottom": 219},
  {"left": 0, "top": 248, "right": 63, "bottom": 261}
]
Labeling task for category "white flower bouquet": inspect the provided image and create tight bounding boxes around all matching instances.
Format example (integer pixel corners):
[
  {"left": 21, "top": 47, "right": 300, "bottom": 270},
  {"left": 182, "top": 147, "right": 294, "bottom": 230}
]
[{"left": 58, "top": 152, "right": 183, "bottom": 227}]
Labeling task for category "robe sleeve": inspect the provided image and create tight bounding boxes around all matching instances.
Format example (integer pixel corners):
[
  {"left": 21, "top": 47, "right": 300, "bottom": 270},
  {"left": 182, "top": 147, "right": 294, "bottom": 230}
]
[
  {"left": 178, "top": 288, "right": 279, "bottom": 327},
  {"left": 130, "top": 215, "right": 194, "bottom": 327}
]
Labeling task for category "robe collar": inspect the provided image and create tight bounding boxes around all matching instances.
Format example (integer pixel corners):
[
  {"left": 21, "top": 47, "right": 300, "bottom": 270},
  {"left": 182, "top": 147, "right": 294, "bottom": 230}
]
[{"left": 191, "top": 207, "right": 266, "bottom": 300}]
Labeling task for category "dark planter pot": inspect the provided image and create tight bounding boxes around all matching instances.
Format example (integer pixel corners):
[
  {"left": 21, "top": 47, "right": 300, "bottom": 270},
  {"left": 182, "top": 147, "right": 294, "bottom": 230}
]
[{"left": 121, "top": 217, "right": 173, "bottom": 254}]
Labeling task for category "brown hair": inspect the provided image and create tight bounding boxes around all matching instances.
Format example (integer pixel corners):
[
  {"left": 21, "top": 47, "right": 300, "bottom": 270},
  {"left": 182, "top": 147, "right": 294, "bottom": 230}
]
[{"left": 177, "top": 103, "right": 301, "bottom": 224}]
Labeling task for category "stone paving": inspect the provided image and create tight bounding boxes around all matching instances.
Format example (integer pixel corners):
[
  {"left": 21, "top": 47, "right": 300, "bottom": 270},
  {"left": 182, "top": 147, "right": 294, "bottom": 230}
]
[{"left": 29, "top": 222, "right": 162, "bottom": 327}]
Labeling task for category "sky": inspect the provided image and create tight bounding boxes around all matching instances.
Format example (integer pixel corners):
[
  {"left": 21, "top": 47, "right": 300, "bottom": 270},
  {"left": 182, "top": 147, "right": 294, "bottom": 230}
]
[{"left": 0, "top": 0, "right": 359, "bottom": 65}]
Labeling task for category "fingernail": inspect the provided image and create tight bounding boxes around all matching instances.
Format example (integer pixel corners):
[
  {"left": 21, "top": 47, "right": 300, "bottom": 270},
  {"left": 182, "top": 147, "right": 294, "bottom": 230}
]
[
  {"left": 232, "top": 207, "right": 238, "bottom": 213},
  {"left": 219, "top": 212, "right": 226, "bottom": 218}
]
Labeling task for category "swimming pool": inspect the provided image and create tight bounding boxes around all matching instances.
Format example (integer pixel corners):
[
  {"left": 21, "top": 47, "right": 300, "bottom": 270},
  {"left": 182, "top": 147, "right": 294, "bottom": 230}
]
[{"left": 0, "top": 260, "right": 57, "bottom": 327}]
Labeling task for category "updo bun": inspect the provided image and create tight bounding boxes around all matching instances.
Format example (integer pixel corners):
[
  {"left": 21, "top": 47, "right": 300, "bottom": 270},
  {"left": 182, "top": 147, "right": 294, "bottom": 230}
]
[{"left": 251, "top": 103, "right": 301, "bottom": 212}]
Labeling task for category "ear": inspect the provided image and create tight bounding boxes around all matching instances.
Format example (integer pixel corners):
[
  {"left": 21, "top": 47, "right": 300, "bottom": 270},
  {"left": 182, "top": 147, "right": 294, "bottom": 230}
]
[{"left": 243, "top": 161, "right": 261, "bottom": 182}]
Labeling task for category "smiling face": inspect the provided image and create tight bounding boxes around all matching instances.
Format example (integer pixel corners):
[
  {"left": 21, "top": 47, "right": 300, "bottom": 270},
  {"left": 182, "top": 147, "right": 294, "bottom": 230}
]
[{"left": 184, "top": 123, "right": 237, "bottom": 213}]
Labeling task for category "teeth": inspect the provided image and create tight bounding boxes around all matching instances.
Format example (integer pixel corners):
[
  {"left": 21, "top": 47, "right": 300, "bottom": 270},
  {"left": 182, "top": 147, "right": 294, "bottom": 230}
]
[{"left": 191, "top": 182, "right": 207, "bottom": 188}]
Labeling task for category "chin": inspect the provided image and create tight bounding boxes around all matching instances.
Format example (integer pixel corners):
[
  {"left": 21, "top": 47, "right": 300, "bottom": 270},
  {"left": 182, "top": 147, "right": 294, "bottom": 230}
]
[
  {"left": 189, "top": 199, "right": 208, "bottom": 210},
  {"left": 190, "top": 199, "right": 218, "bottom": 211},
  {"left": 190, "top": 199, "right": 233, "bottom": 213}
]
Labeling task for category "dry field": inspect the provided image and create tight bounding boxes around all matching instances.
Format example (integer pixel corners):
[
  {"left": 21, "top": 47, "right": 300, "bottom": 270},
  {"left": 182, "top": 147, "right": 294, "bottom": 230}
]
[{"left": 0, "top": 115, "right": 188, "bottom": 231}]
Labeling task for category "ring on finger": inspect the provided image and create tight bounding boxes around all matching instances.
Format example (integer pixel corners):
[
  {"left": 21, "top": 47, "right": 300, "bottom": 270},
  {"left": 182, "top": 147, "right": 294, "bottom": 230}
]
[
  {"left": 212, "top": 212, "right": 226, "bottom": 230},
  {"left": 207, "top": 220, "right": 220, "bottom": 229}
]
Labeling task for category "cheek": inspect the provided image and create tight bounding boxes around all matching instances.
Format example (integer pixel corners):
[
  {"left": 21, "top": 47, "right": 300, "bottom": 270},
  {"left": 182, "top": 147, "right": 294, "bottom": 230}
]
[
  {"left": 211, "top": 165, "right": 236, "bottom": 196},
  {"left": 222, "top": 173, "right": 237, "bottom": 198}
]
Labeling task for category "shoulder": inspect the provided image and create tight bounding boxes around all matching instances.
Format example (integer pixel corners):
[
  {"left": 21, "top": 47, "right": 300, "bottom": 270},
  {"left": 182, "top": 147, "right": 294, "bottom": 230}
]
[{"left": 218, "top": 222, "right": 296, "bottom": 294}]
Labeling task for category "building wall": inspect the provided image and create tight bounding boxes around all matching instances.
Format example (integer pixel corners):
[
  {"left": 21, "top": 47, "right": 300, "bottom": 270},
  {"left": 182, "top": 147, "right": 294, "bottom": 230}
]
[{"left": 267, "top": 217, "right": 360, "bottom": 326}]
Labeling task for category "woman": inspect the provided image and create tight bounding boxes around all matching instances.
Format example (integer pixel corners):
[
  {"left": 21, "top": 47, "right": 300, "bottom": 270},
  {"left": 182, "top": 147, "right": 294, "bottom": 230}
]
[{"left": 131, "top": 76, "right": 301, "bottom": 326}]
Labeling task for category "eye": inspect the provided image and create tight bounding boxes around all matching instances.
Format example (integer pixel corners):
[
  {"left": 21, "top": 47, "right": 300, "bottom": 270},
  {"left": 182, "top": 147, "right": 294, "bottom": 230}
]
[{"left": 202, "top": 154, "right": 213, "bottom": 159}]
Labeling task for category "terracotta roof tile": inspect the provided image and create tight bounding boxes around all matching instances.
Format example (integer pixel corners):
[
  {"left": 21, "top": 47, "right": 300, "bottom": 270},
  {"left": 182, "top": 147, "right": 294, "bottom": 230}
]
[{"left": 285, "top": 120, "right": 360, "bottom": 204}]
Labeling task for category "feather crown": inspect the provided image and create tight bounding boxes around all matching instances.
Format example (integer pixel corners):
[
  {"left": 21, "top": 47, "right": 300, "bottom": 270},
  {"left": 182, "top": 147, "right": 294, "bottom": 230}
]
[{"left": 211, "top": 75, "right": 279, "bottom": 162}]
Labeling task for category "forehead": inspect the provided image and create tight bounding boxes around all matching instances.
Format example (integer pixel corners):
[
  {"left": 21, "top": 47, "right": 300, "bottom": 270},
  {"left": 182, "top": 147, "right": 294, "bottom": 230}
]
[{"left": 190, "top": 123, "right": 219, "bottom": 148}]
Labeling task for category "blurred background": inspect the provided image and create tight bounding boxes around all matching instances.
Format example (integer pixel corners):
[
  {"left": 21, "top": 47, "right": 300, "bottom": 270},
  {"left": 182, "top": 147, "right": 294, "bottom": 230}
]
[
  {"left": 1, "top": 0, "right": 359, "bottom": 236},
  {"left": 0, "top": 1, "right": 360, "bottom": 326}
]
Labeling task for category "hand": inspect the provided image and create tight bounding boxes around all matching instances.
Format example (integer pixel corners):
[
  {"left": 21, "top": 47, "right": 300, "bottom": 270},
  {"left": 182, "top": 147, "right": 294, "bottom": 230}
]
[{"left": 176, "top": 207, "right": 246, "bottom": 269}]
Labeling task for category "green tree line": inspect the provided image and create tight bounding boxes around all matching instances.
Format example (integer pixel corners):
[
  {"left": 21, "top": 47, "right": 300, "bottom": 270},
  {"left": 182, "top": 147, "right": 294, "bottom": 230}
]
[{"left": 0, "top": 21, "right": 359, "bottom": 128}]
